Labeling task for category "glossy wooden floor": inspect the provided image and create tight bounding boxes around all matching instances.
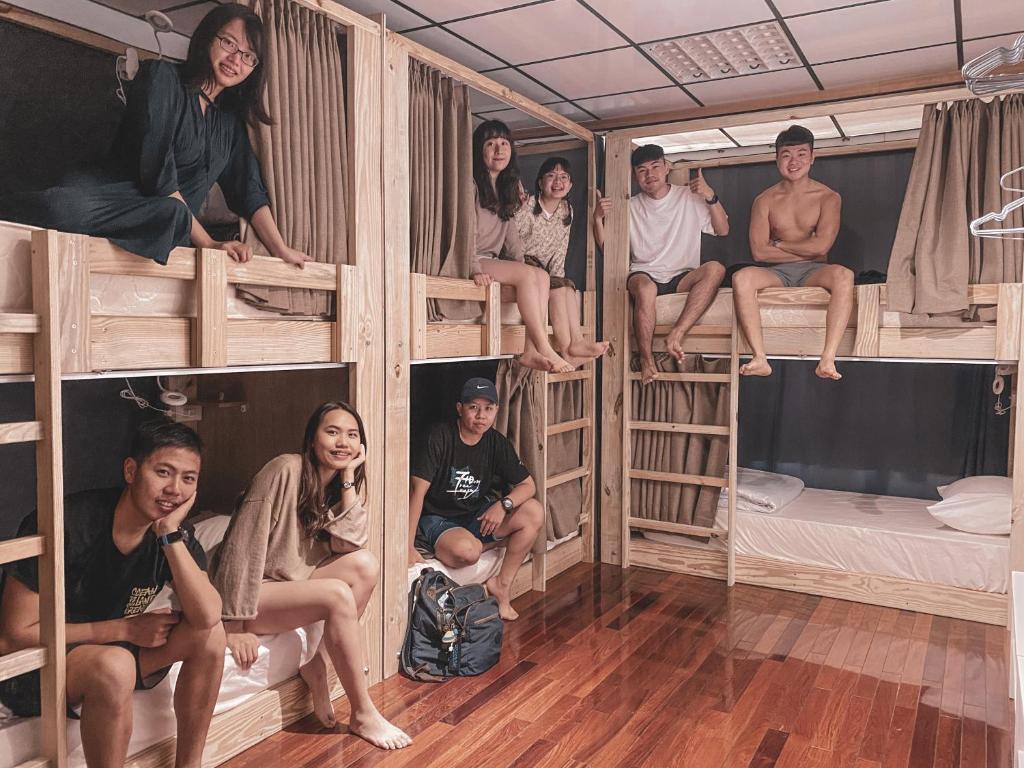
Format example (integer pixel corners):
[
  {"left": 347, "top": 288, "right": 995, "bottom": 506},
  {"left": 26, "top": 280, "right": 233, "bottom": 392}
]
[{"left": 220, "top": 563, "right": 1014, "bottom": 768}]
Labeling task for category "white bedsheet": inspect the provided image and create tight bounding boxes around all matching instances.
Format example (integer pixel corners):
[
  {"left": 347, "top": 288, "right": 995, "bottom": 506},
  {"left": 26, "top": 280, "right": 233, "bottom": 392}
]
[
  {"left": 645, "top": 487, "right": 1009, "bottom": 593},
  {"left": 718, "top": 467, "right": 804, "bottom": 515}
]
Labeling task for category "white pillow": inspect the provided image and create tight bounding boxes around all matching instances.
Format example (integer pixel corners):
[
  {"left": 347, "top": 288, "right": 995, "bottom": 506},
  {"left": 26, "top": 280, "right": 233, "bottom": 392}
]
[
  {"left": 926, "top": 493, "right": 1011, "bottom": 535},
  {"left": 938, "top": 475, "right": 1012, "bottom": 498}
]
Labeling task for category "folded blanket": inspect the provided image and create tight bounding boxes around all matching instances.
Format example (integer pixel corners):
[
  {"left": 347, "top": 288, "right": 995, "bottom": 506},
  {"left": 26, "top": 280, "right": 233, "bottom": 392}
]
[{"left": 717, "top": 467, "right": 805, "bottom": 515}]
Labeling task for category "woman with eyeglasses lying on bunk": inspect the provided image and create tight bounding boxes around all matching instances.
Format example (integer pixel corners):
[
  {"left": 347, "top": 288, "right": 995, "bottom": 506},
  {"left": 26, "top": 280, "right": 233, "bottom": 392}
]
[
  {"left": 211, "top": 401, "right": 411, "bottom": 751},
  {"left": 0, "top": 4, "right": 310, "bottom": 267}
]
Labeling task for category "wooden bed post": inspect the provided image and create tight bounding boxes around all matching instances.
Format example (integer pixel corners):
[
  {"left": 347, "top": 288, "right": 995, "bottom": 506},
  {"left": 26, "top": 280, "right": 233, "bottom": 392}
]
[
  {"left": 581, "top": 141, "right": 598, "bottom": 564},
  {"left": 345, "top": 21, "right": 385, "bottom": 686},
  {"left": 56, "top": 232, "right": 90, "bottom": 373},
  {"left": 381, "top": 29, "right": 410, "bottom": 679},
  {"left": 600, "top": 132, "right": 632, "bottom": 565},
  {"left": 532, "top": 371, "right": 549, "bottom": 590},
  {"left": 194, "top": 247, "right": 228, "bottom": 368}
]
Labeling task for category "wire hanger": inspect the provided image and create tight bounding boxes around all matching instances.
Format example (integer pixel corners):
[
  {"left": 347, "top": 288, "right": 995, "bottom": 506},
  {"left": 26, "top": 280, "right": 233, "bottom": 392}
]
[
  {"left": 962, "top": 33, "right": 1024, "bottom": 96},
  {"left": 970, "top": 166, "right": 1024, "bottom": 240}
]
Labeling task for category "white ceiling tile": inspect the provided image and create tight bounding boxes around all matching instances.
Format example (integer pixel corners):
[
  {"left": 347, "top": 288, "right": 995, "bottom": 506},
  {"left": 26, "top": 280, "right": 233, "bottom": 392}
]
[
  {"left": 636, "top": 129, "right": 736, "bottom": 153},
  {"left": 468, "top": 89, "right": 508, "bottom": 111},
  {"left": 583, "top": 0, "right": 770, "bottom": 44},
  {"left": 471, "top": 107, "right": 546, "bottom": 130},
  {"left": 686, "top": 67, "right": 817, "bottom": 106},
  {"left": 403, "top": 27, "right": 504, "bottom": 72},
  {"left": 961, "top": 0, "right": 1024, "bottom": 40},
  {"left": 724, "top": 116, "right": 839, "bottom": 147},
  {"left": 573, "top": 86, "right": 698, "bottom": 119},
  {"left": 814, "top": 45, "right": 958, "bottom": 89},
  {"left": 787, "top": 0, "right": 955, "bottom": 64},
  {"left": 772, "top": 0, "right": 865, "bottom": 15},
  {"left": 486, "top": 68, "right": 561, "bottom": 104},
  {"left": 963, "top": 32, "right": 1024, "bottom": 63},
  {"left": 520, "top": 47, "right": 673, "bottom": 100},
  {"left": 404, "top": 0, "right": 540, "bottom": 23},
  {"left": 447, "top": 0, "right": 624, "bottom": 65},
  {"left": 542, "top": 101, "right": 592, "bottom": 122},
  {"left": 334, "top": 0, "right": 427, "bottom": 31},
  {"left": 834, "top": 105, "right": 924, "bottom": 137}
]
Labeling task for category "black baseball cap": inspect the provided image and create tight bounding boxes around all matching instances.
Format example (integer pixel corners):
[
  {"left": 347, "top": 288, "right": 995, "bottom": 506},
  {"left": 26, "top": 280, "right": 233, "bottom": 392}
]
[{"left": 459, "top": 377, "right": 498, "bottom": 404}]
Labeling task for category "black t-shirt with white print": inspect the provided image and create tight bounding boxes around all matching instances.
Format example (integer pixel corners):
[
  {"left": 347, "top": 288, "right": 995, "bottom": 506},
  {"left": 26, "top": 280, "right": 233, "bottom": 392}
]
[
  {"left": 4, "top": 487, "right": 207, "bottom": 623},
  {"left": 411, "top": 421, "right": 530, "bottom": 518}
]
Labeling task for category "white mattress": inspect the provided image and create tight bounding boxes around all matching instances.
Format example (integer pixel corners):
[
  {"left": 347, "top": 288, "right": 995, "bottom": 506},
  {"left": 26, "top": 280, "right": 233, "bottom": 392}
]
[
  {"left": 0, "top": 220, "right": 296, "bottom": 319},
  {"left": 643, "top": 487, "right": 1009, "bottom": 594}
]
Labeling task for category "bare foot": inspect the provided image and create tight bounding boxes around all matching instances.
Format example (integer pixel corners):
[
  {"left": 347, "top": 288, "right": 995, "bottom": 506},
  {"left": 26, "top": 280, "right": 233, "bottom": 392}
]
[
  {"left": 639, "top": 357, "right": 659, "bottom": 385},
  {"left": 739, "top": 357, "right": 772, "bottom": 377},
  {"left": 815, "top": 357, "right": 842, "bottom": 380},
  {"left": 665, "top": 328, "right": 686, "bottom": 363},
  {"left": 485, "top": 575, "right": 519, "bottom": 620},
  {"left": 299, "top": 652, "right": 336, "bottom": 729},
  {"left": 566, "top": 339, "right": 610, "bottom": 360},
  {"left": 518, "top": 349, "right": 554, "bottom": 372},
  {"left": 542, "top": 349, "right": 575, "bottom": 374},
  {"left": 350, "top": 707, "right": 412, "bottom": 750}
]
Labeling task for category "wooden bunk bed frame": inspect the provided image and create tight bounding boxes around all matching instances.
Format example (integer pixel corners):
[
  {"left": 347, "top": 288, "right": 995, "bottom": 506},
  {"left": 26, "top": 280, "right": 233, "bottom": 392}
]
[
  {"left": 599, "top": 87, "right": 1024, "bottom": 630},
  {"left": 0, "top": 2, "right": 386, "bottom": 766},
  {"left": 382, "top": 30, "right": 599, "bottom": 678}
]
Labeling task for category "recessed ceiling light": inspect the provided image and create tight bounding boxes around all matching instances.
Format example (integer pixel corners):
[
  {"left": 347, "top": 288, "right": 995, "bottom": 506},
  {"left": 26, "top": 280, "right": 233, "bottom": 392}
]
[{"left": 644, "top": 22, "right": 797, "bottom": 83}]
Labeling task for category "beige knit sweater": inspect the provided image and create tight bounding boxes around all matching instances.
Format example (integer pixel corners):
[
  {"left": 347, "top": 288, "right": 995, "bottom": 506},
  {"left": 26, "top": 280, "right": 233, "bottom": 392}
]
[{"left": 212, "top": 453, "right": 356, "bottom": 621}]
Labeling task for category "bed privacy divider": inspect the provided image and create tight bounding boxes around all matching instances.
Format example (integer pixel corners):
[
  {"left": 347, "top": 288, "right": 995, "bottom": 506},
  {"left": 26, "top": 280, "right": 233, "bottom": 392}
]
[{"left": 600, "top": 85, "right": 1024, "bottom": 629}]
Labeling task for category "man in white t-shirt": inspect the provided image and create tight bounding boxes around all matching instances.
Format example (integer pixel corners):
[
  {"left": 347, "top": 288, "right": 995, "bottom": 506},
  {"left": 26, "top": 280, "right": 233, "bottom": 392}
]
[{"left": 594, "top": 144, "right": 730, "bottom": 384}]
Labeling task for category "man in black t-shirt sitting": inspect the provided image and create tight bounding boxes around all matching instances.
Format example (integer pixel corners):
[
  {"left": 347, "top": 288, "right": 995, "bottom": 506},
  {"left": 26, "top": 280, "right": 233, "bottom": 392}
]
[
  {"left": 409, "top": 378, "right": 543, "bottom": 621},
  {"left": 0, "top": 419, "right": 225, "bottom": 768}
]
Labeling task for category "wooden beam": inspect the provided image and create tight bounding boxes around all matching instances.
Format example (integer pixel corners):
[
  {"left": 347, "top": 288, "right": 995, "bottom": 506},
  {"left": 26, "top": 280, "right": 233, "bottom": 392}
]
[
  {"left": 628, "top": 371, "right": 730, "bottom": 383},
  {"left": 409, "top": 273, "right": 427, "bottom": 360},
  {"left": 670, "top": 138, "right": 918, "bottom": 170},
  {"left": 0, "top": 647, "right": 47, "bottom": 684},
  {"left": 629, "top": 469, "right": 726, "bottom": 488},
  {"left": 0, "top": 420, "right": 42, "bottom": 445},
  {"left": 335, "top": 264, "right": 360, "bottom": 363},
  {"left": 630, "top": 421, "right": 729, "bottom": 436},
  {"left": 290, "top": 0, "right": 381, "bottom": 33},
  {"left": 549, "top": 369, "right": 592, "bottom": 383},
  {"left": 56, "top": 233, "right": 90, "bottom": 373},
  {"left": 423, "top": 275, "right": 487, "bottom": 301},
  {"left": 546, "top": 417, "right": 591, "bottom": 436},
  {"left": 483, "top": 281, "right": 502, "bottom": 357},
  {"left": 628, "top": 517, "right": 727, "bottom": 538},
  {"left": 90, "top": 317, "right": 192, "bottom": 371},
  {"left": 88, "top": 240, "right": 196, "bottom": 280},
  {"left": 532, "top": 371, "right": 548, "bottom": 591},
  {"left": 225, "top": 258, "right": 337, "bottom": 291},
  {"left": 580, "top": 291, "right": 596, "bottom": 564},
  {"left": 853, "top": 284, "right": 881, "bottom": 357},
  {"left": 0, "top": 535, "right": 44, "bottom": 566},
  {"left": 194, "top": 248, "right": 228, "bottom": 368},
  {"left": 996, "top": 283, "right": 1023, "bottom": 362},
  {"left": 389, "top": 31, "right": 592, "bottom": 142},
  {"left": 547, "top": 466, "right": 590, "bottom": 489},
  {"left": 226, "top": 320, "right": 334, "bottom": 366},
  {"left": 0, "top": 313, "right": 40, "bottom": 334},
  {"left": 518, "top": 138, "right": 587, "bottom": 156}
]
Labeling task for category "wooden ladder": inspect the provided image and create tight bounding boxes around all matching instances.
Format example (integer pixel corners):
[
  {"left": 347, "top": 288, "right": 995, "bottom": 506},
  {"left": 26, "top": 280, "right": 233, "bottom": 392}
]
[
  {"left": 0, "top": 232, "right": 68, "bottom": 768},
  {"left": 619, "top": 292, "right": 740, "bottom": 584}
]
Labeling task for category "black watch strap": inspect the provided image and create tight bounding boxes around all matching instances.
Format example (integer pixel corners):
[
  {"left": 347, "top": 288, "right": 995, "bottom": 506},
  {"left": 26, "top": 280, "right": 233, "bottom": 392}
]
[
  {"left": 158, "top": 528, "right": 186, "bottom": 547},
  {"left": 705, "top": 193, "right": 719, "bottom": 205}
]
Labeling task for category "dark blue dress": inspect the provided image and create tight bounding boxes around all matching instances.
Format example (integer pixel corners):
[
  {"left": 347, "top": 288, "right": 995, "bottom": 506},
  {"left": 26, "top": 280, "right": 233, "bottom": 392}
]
[{"left": 0, "top": 60, "right": 270, "bottom": 264}]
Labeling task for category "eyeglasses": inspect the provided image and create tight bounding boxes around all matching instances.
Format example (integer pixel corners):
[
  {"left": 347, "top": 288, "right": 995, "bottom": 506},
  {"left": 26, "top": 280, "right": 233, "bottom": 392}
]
[{"left": 216, "top": 35, "right": 259, "bottom": 69}]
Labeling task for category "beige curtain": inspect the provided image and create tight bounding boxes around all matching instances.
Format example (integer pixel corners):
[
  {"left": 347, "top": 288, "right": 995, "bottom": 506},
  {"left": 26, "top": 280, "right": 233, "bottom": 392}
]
[
  {"left": 238, "top": 0, "right": 349, "bottom": 315},
  {"left": 630, "top": 354, "right": 729, "bottom": 529},
  {"left": 546, "top": 380, "right": 583, "bottom": 540},
  {"left": 887, "top": 96, "right": 1024, "bottom": 316},
  {"left": 408, "top": 60, "right": 476, "bottom": 320}
]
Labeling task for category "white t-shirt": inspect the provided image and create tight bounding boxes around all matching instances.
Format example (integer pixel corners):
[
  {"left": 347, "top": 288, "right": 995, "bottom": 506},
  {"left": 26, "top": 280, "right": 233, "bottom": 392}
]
[{"left": 629, "top": 184, "right": 714, "bottom": 283}]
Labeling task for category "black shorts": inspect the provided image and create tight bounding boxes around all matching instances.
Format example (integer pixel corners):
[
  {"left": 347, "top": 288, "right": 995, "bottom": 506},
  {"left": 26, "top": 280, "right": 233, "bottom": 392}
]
[
  {"left": 0, "top": 642, "right": 171, "bottom": 719},
  {"left": 628, "top": 269, "right": 693, "bottom": 296}
]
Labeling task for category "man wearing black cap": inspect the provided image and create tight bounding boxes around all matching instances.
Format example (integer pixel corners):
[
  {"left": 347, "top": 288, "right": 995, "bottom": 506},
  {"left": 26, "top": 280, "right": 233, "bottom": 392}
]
[
  {"left": 408, "top": 377, "right": 543, "bottom": 620},
  {"left": 593, "top": 143, "right": 730, "bottom": 384}
]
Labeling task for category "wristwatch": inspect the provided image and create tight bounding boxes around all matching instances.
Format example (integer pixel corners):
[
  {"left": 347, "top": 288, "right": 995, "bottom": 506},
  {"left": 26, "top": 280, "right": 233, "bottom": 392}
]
[
  {"left": 157, "top": 527, "right": 188, "bottom": 547},
  {"left": 704, "top": 193, "right": 719, "bottom": 205},
  {"left": 500, "top": 496, "right": 515, "bottom": 513}
]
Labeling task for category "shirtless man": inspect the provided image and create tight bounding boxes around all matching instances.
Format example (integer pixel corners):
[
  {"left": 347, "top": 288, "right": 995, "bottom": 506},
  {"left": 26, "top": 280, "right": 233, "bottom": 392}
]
[
  {"left": 733, "top": 125, "right": 853, "bottom": 380},
  {"left": 594, "top": 144, "right": 729, "bottom": 384}
]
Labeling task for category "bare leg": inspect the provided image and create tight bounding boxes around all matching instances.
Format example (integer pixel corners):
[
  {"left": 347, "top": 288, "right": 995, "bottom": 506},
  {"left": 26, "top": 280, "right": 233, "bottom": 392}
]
[
  {"left": 553, "top": 287, "right": 608, "bottom": 362},
  {"left": 804, "top": 264, "right": 854, "bottom": 380},
  {"left": 664, "top": 262, "right": 727, "bottom": 362},
  {"left": 139, "top": 621, "right": 227, "bottom": 768},
  {"left": 484, "top": 499, "right": 544, "bottom": 621},
  {"left": 246, "top": 552, "right": 411, "bottom": 750},
  {"left": 732, "top": 267, "right": 783, "bottom": 376},
  {"left": 627, "top": 274, "right": 659, "bottom": 385},
  {"left": 66, "top": 645, "right": 137, "bottom": 768},
  {"left": 480, "top": 258, "right": 572, "bottom": 372}
]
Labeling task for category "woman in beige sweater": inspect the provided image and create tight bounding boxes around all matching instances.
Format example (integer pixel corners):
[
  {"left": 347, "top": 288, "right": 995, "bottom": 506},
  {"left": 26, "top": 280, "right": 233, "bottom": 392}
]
[{"left": 212, "top": 401, "right": 410, "bottom": 750}]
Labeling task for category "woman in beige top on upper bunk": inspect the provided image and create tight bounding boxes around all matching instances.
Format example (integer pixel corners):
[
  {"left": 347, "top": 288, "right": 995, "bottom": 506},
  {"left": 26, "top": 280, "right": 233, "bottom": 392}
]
[
  {"left": 514, "top": 156, "right": 609, "bottom": 367},
  {"left": 471, "top": 120, "right": 574, "bottom": 373},
  {"left": 212, "top": 401, "right": 410, "bottom": 751}
]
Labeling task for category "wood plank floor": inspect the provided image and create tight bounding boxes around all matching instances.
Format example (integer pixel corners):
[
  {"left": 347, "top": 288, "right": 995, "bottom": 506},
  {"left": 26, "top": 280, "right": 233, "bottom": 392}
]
[{"left": 219, "top": 563, "right": 1014, "bottom": 768}]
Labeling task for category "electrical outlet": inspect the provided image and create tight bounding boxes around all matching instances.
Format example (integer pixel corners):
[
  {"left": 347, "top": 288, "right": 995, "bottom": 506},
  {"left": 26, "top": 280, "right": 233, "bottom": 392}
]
[{"left": 170, "top": 404, "right": 203, "bottom": 423}]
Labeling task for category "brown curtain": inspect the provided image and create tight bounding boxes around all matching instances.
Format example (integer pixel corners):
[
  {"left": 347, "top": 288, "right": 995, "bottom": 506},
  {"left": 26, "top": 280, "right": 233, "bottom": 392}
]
[
  {"left": 408, "top": 60, "right": 476, "bottom": 321},
  {"left": 238, "top": 0, "right": 349, "bottom": 315},
  {"left": 546, "top": 380, "right": 583, "bottom": 540},
  {"left": 887, "top": 96, "right": 1024, "bottom": 316},
  {"left": 630, "top": 354, "right": 729, "bottom": 528}
]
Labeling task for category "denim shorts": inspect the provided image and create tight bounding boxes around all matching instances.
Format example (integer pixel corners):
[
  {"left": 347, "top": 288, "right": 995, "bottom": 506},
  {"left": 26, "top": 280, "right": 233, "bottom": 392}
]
[{"left": 416, "top": 507, "right": 503, "bottom": 552}]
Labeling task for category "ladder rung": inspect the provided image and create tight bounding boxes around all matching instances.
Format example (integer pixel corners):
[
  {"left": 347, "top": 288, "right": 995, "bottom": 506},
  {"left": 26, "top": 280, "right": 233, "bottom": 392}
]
[
  {"left": 628, "top": 372, "right": 731, "bottom": 383},
  {"left": 653, "top": 324, "right": 731, "bottom": 336},
  {"left": 548, "top": 369, "right": 592, "bottom": 383},
  {"left": 0, "top": 313, "right": 41, "bottom": 334},
  {"left": 0, "top": 535, "right": 44, "bottom": 566},
  {"left": 547, "top": 466, "right": 589, "bottom": 488},
  {"left": 629, "top": 517, "right": 727, "bottom": 538},
  {"left": 547, "top": 417, "right": 591, "bottom": 436},
  {"left": 0, "top": 646, "right": 47, "bottom": 684},
  {"left": 0, "top": 421, "right": 43, "bottom": 446},
  {"left": 630, "top": 421, "right": 728, "bottom": 436},
  {"left": 629, "top": 469, "right": 726, "bottom": 488}
]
